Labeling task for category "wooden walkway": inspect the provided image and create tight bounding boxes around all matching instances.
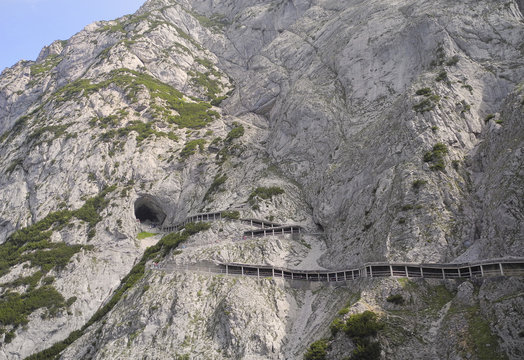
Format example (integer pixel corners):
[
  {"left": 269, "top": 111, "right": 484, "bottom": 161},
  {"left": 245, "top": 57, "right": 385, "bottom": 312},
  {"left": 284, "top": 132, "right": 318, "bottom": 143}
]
[
  {"left": 152, "top": 210, "right": 524, "bottom": 281},
  {"left": 158, "top": 211, "right": 304, "bottom": 234},
  {"left": 156, "top": 259, "right": 524, "bottom": 282}
]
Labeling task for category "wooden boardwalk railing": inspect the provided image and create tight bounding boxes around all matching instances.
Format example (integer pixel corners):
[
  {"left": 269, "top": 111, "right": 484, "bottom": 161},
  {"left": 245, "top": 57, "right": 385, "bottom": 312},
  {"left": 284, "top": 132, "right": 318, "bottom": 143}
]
[
  {"left": 154, "top": 258, "right": 524, "bottom": 282},
  {"left": 158, "top": 211, "right": 304, "bottom": 234},
  {"left": 151, "top": 210, "right": 524, "bottom": 282}
]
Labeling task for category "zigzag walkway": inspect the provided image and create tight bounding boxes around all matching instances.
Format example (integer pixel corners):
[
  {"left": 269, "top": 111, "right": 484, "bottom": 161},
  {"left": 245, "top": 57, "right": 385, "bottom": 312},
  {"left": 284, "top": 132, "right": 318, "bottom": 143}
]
[
  {"left": 152, "top": 211, "right": 524, "bottom": 282},
  {"left": 158, "top": 210, "right": 305, "bottom": 237}
]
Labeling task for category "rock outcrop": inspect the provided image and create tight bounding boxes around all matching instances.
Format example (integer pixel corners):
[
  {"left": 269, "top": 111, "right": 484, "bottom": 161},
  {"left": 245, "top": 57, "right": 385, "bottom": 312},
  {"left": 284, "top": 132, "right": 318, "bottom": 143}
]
[{"left": 0, "top": 0, "right": 522, "bottom": 359}]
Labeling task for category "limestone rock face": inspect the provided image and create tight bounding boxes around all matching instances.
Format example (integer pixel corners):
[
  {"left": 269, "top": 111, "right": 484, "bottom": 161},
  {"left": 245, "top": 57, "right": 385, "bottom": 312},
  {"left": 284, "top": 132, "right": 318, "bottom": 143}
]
[{"left": 0, "top": 0, "right": 522, "bottom": 359}]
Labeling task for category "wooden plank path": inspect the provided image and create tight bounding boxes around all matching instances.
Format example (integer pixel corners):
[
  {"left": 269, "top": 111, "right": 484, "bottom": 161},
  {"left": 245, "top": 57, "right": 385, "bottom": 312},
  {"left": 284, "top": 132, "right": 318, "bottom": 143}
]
[
  {"left": 151, "top": 210, "right": 524, "bottom": 282},
  {"left": 154, "top": 258, "right": 524, "bottom": 282},
  {"left": 158, "top": 211, "right": 305, "bottom": 235}
]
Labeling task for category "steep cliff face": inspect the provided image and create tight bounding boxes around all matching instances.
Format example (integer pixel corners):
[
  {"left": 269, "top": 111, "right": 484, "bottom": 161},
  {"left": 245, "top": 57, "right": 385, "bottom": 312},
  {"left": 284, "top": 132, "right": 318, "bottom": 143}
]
[{"left": 0, "top": 0, "right": 523, "bottom": 359}]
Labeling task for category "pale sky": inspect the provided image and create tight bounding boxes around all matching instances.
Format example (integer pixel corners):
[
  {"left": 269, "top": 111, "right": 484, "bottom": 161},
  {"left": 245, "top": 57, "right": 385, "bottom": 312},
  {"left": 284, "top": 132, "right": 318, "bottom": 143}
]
[{"left": 0, "top": 0, "right": 146, "bottom": 71}]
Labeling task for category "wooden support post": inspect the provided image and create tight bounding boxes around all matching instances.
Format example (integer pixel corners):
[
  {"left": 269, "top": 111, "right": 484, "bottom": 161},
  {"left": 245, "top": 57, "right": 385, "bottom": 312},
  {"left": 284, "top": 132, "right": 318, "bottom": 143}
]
[
  {"left": 499, "top": 263, "right": 504, "bottom": 276},
  {"left": 442, "top": 269, "right": 446, "bottom": 279},
  {"left": 468, "top": 267, "right": 472, "bottom": 278},
  {"left": 405, "top": 266, "right": 409, "bottom": 278},
  {"left": 257, "top": 268, "right": 260, "bottom": 278},
  {"left": 226, "top": 265, "right": 228, "bottom": 275},
  {"left": 480, "top": 265, "right": 485, "bottom": 277},
  {"left": 420, "top": 267, "right": 423, "bottom": 278},
  {"left": 272, "top": 268, "right": 274, "bottom": 277},
  {"left": 344, "top": 272, "right": 347, "bottom": 281},
  {"left": 241, "top": 267, "right": 244, "bottom": 276},
  {"left": 291, "top": 273, "right": 294, "bottom": 280},
  {"left": 369, "top": 267, "right": 373, "bottom": 278},
  {"left": 390, "top": 265, "right": 394, "bottom": 277}
]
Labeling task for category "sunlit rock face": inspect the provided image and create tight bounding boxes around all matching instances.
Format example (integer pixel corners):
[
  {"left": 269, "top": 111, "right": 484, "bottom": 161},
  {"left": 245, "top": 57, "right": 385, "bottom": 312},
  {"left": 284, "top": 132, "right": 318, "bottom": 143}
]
[{"left": 0, "top": 0, "right": 523, "bottom": 359}]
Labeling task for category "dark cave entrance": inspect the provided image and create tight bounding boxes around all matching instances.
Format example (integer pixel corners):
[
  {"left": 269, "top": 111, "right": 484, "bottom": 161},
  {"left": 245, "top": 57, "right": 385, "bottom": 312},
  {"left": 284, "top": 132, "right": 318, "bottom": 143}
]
[{"left": 134, "top": 196, "right": 166, "bottom": 225}]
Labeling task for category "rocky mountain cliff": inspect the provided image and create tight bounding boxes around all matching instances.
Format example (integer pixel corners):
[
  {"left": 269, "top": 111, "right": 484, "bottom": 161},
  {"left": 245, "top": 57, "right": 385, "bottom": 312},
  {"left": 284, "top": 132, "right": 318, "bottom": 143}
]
[{"left": 0, "top": 0, "right": 523, "bottom": 359}]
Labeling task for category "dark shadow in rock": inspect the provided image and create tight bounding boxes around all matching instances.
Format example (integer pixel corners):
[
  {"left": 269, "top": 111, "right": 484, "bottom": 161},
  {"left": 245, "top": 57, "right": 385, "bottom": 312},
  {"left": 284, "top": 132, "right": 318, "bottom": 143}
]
[{"left": 134, "top": 196, "right": 166, "bottom": 225}]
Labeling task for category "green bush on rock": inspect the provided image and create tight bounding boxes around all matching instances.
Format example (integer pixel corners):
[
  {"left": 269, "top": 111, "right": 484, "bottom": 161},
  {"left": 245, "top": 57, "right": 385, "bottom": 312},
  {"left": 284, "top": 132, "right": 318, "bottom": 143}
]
[{"left": 304, "top": 339, "right": 328, "bottom": 360}]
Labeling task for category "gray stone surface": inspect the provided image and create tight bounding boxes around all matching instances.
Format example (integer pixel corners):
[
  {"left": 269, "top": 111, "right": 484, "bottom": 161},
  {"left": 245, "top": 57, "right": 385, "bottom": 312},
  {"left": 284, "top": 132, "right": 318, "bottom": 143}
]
[{"left": 0, "top": 0, "right": 522, "bottom": 359}]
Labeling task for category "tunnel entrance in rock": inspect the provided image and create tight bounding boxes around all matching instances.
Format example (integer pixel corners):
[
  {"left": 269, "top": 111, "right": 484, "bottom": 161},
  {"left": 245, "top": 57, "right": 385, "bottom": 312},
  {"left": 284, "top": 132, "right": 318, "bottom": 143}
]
[{"left": 134, "top": 196, "right": 166, "bottom": 225}]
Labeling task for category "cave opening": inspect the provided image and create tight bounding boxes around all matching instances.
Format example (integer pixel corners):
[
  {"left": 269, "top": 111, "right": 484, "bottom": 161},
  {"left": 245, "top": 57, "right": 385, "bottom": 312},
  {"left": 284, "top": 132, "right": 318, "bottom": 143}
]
[{"left": 134, "top": 196, "right": 166, "bottom": 225}]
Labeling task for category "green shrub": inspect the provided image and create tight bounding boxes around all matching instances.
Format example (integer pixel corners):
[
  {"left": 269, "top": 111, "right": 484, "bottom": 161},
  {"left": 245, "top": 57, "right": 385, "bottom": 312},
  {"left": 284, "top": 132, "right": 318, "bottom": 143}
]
[
  {"left": 413, "top": 98, "right": 435, "bottom": 113},
  {"left": 423, "top": 143, "right": 448, "bottom": 171},
  {"left": 190, "top": 71, "right": 222, "bottom": 99},
  {"left": 350, "top": 340, "right": 381, "bottom": 360},
  {"left": 30, "top": 54, "right": 63, "bottom": 77},
  {"left": 66, "top": 296, "right": 77, "bottom": 307},
  {"left": 330, "top": 317, "right": 345, "bottom": 336},
  {"left": 436, "top": 70, "right": 448, "bottom": 82},
  {"left": 0, "top": 286, "right": 65, "bottom": 328},
  {"left": 445, "top": 55, "right": 459, "bottom": 66},
  {"left": 203, "top": 174, "right": 227, "bottom": 201},
  {"left": 386, "top": 294, "right": 404, "bottom": 305},
  {"left": 462, "top": 84, "right": 473, "bottom": 93},
  {"left": 484, "top": 114, "right": 495, "bottom": 123},
  {"left": 222, "top": 210, "right": 240, "bottom": 220},
  {"left": 4, "top": 330, "right": 15, "bottom": 343},
  {"left": 401, "top": 204, "right": 414, "bottom": 211},
  {"left": 184, "top": 222, "right": 211, "bottom": 235},
  {"left": 415, "top": 88, "right": 432, "bottom": 96},
  {"left": 225, "top": 125, "right": 245, "bottom": 143},
  {"left": 304, "top": 339, "right": 328, "bottom": 360},
  {"left": 411, "top": 179, "right": 428, "bottom": 190},
  {"left": 344, "top": 311, "right": 384, "bottom": 339},
  {"left": 180, "top": 139, "right": 206, "bottom": 159},
  {"left": 248, "top": 186, "right": 285, "bottom": 203}
]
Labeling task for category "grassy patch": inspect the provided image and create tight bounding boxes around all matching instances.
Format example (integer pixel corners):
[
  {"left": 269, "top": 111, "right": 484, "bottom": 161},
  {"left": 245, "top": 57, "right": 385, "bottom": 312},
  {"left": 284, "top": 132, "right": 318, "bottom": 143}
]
[
  {"left": 465, "top": 306, "right": 506, "bottom": 360},
  {"left": 30, "top": 54, "right": 63, "bottom": 77},
  {"left": 190, "top": 71, "right": 223, "bottom": 100},
  {"left": 180, "top": 139, "right": 206, "bottom": 159},
  {"left": 203, "top": 174, "right": 227, "bottom": 201},
  {"left": 52, "top": 68, "right": 219, "bottom": 130},
  {"left": 224, "top": 124, "right": 245, "bottom": 143},
  {"left": 423, "top": 143, "right": 448, "bottom": 171},
  {"left": 137, "top": 232, "right": 157, "bottom": 240},
  {"left": 189, "top": 11, "right": 230, "bottom": 32},
  {"left": 0, "top": 286, "right": 65, "bottom": 328},
  {"left": 27, "top": 124, "right": 72, "bottom": 146}
]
